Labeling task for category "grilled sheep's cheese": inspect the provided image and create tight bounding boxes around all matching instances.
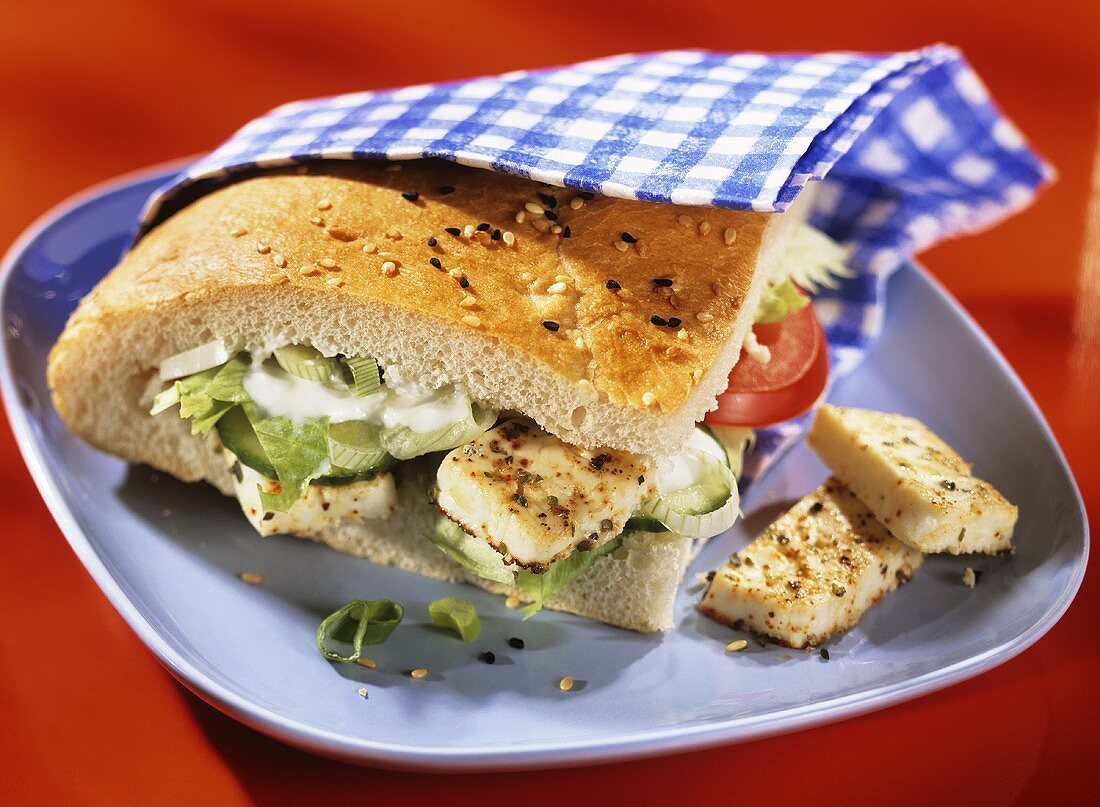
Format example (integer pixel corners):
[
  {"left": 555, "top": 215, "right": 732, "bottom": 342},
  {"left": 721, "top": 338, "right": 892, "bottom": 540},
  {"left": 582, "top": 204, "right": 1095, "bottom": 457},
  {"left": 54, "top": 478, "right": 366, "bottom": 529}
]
[
  {"left": 225, "top": 450, "right": 398, "bottom": 537},
  {"left": 700, "top": 479, "right": 923, "bottom": 648},
  {"left": 435, "top": 419, "right": 657, "bottom": 570},
  {"left": 808, "top": 405, "right": 1017, "bottom": 555}
]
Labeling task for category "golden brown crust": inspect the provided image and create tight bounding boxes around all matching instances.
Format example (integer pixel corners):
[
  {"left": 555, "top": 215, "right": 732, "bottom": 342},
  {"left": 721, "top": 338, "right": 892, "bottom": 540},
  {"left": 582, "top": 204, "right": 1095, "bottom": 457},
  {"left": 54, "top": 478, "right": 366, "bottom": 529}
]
[{"left": 69, "top": 159, "right": 772, "bottom": 414}]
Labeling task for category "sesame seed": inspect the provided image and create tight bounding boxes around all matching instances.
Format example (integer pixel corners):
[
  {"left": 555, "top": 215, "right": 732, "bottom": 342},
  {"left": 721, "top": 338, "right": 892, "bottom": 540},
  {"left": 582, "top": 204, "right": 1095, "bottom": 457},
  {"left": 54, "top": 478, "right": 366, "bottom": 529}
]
[
  {"left": 515, "top": 211, "right": 527, "bottom": 224},
  {"left": 401, "top": 191, "right": 419, "bottom": 202},
  {"left": 480, "top": 651, "right": 496, "bottom": 664},
  {"left": 461, "top": 315, "right": 481, "bottom": 328},
  {"left": 668, "top": 295, "right": 681, "bottom": 308},
  {"left": 651, "top": 315, "right": 668, "bottom": 326},
  {"left": 634, "top": 239, "right": 648, "bottom": 257},
  {"left": 230, "top": 227, "right": 248, "bottom": 237},
  {"left": 254, "top": 243, "right": 270, "bottom": 255},
  {"left": 542, "top": 321, "right": 560, "bottom": 332},
  {"left": 606, "top": 279, "right": 621, "bottom": 290},
  {"left": 653, "top": 277, "right": 673, "bottom": 287},
  {"left": 698, "top": 220, "right": 711, "bottom": 236},
  {"left": 458, "top": 276, "right": 470, "bottom": 288},
  {"left": 357, "top": 687, "right": 368, "bottom": 699},
  {"left": 537, "top": 192, "right": 557, "bottom": 208},
  {"left": 642, "top": 391, "right": 657, "bottom": 407},
  {"left": 269, "top": 272, "right": 290, "bottom": 285},
  {"left": 562, "top": 226, "right": 572, "bottom": 238},
  {"left": 508, "top": 637, "right": 525, "bottom": 649},
  {"left": 546, "top": 281, "right": 567, "bottom": 295},
  {"left": 692, "top": 368, "right": 704, "bottom": 381},
  {"left": 239, "top": 572, "right": 264, "bottom": 585},
  {"left": 439, "top": 185, "right": 455, "bottom": 195},
  {"left": 579, "top": 191, "right": 595, "bottom": 200},
  {"left": 820, "top": 648, "right": 831, "bottom": 660},
  {"left": 725, "top": 639, "right": 748, "bottom": 653},
  {"left": 491, "top": 228, "right": 502, "bottom": 241},
  {"left": 524, "top": 202, "right": 545, "bottom": 215},
  {"left": 459, "top": 296, "right": 478, "bottom": 309},
  {"left": 724, "top": 227, "right": 738, "bottom": 246},
  {"left": 448, "top": 268, "right": 462, "bottom": 278},
  {"left": 272, "top": 254, "right": 287, "bottom": 268},
  {"left": 381, "top": 261, "right": 399, "bottom": 277},
  {"left": 317, "top": 258, "right": 337, "bottom": 269},
  {"left": 677, "top": 328, "right": 688, "bottom": 340},
  {"left": 309, "top": 216, "right": 324, "bottom": 226},
  {"left": 544, "top": 210, "right": 559, "bottom": 222},
  {"left": 505, "top": 596, "right": 520, "bottom": 609},
  {"left": 476, "top": 222, "right": 491, "bottom": 232},
  {"left": 409, "top": 668, "right": 428, "bottom": 679},
  {"left": 613, "top": 240, "right": 629, "bottom": 252},
  {"left": 621, "top": 231, "right": 637, "bottom": 244},
  {"left": 429, "top": 256, "right": 442, "bottom": 269},
  {"left": 569, "top": 197, "right": 584, "bottom": 210},
  {"left": 461, "top": 224, "right": 474, "bottom": 238},
  {"left": 676, "top": 214, "right": 693, "bottom": 227},
  {"left": 667, "top": 317, "right": 682, "bottom": 328},
  {"left": 445, "top": 227, "right": 461, "bottom": 236},
  {"left": 316, "top": 199, "right": 332, "bottom": 211},
  {"left": 326, "top": 277, "right": 344, "bottom": 287},
  {"left": 696, "top": 311, "right": 714, "bottom": 322},
  {"left": 301, "top": 265, "right": 322, "bottom": 276},
  {"left": 356, "top": 656, "right": 377, "bottom": 669},
  {"left": 548, "top": 225, "right": 561, "bottom": 235},
  {"left": 532, "top": 219, "right": 551, "bottom": 233},
  {"left": 558, "top": 676, "right": 574, "bottom": 692},
  {"left": 502, "top": 231, "right": 516, "bottom": 246},
  {"left": 427, "top": 236, "right": 438, "bottom": 247},
  {"left": 362, "top": 243, "right": 378, "bottom": 253}
]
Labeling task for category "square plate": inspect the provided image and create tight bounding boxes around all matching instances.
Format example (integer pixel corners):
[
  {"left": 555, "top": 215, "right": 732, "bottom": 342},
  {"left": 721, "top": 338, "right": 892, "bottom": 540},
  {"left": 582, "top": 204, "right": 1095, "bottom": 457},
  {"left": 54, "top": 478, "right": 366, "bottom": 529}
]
[{"left": 1, "top": 164, "right": 1087, "bottom": 771}]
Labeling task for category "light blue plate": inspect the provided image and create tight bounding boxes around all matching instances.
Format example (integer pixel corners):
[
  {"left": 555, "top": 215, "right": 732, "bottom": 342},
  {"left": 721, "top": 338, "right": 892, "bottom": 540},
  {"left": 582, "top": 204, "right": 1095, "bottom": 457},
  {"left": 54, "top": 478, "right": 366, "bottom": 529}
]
[{"left": 1, "top": 164, "right": 1087, "bottom": 771}]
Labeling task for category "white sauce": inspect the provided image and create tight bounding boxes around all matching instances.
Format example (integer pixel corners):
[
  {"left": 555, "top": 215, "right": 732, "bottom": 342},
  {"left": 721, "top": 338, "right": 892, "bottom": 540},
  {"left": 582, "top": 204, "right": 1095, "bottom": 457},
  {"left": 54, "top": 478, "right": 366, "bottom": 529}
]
[
  {"left": 242, "top": 362, "right": 470, "bottom": 434},
  {"left": 658, "top": 429, "right": 727, "bottom": 492}
]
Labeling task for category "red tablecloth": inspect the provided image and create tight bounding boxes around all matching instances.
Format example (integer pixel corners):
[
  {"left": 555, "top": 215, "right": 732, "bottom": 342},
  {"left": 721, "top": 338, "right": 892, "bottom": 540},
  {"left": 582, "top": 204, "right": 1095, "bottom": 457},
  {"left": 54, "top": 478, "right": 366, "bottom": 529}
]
[{"left": 1, "top": 2, "right": 1096, "bottom": 804}]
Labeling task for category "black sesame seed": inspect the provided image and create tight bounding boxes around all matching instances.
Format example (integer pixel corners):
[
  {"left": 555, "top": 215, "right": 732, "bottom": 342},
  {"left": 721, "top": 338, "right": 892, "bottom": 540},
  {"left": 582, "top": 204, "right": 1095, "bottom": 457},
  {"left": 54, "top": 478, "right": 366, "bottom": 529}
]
[
  {"left": 651, "top": 315, "right": 668, "bottom": 327},
  {"left": 820, "top": 648, "right": 830, "bottom": 661},
  {"left": 439, "top": 186, "right": 455, "bottom": 195},
  {"left": 491, "top": 228, "right": 502, "bottom": 241},
  {"left": 507, "top": 637, "right": 525, "bottom": 650},
  {"left": 544, "top": 210, "right": 559, "bottom": 221},
  {"left": 638, "top": 474, "right": 645, "bottom": 484},
  {"left": 590, "top": 453, "right": 611, "bottom": 470},
  {"left": 809, "top": 501, "right": 824, "bottom": 514},
  {"left": 445, "top": 227, "right": 461, "bottom": 236},
  {"left": 537, "top": 192, "right": 557, "bottom": 209},
  {"left": 476, "top": 222, "right": 491, "bottom": 232},
  {"left": 262, "top": 512, "right": 274, "bottom": 521},
  {"left": 479, "top": 651, "right": 496, "bottom": 664},
  {"left": 606, "top": 279, "right": 621, "bottom": 290},
  {"left": 562, "top": 226, "right": 572, "bottom": 238},
  {"left": 579, "top": 191, "right": 595, "bottom": 200},
  {"left": 652, "top": 277, "right": 673, "bottom": 287},
  {"left": 667, "top": 317, "right": 682, "bottom": 328},
  {"left": 621, "top": 231, "right": 637, "bottom": 243},
  {"left": 542, "top": 321, "right": 560, "bottom": 332},
  {"left": 458, "top": 276, "right": 470, "bottom": 288},
  {"left": 401, "top": 191, "right": 419, "bottom": 202},
  {"left": 427, "top": 236, "right": 438, "bottom": 247},
  {"left": 941, "top": 479, "right": 957, "bottom": 491},
  {"left": 429, "top": 256, "right": 442, "bottom": 269}
]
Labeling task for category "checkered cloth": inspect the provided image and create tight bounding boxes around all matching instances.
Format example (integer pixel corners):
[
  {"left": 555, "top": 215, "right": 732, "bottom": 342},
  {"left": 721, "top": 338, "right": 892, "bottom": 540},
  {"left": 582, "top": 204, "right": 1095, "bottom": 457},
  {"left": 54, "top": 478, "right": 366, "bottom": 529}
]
[{"left": 136, "top": 45, "right": 1050, "bottom": 489}]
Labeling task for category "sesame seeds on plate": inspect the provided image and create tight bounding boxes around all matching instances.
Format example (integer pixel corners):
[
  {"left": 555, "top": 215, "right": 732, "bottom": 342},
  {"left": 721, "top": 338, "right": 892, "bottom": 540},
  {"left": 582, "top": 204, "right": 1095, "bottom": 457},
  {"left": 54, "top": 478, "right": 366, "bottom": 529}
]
[{"left": 238, "top": 572, "right": 264, "bottom": 585}]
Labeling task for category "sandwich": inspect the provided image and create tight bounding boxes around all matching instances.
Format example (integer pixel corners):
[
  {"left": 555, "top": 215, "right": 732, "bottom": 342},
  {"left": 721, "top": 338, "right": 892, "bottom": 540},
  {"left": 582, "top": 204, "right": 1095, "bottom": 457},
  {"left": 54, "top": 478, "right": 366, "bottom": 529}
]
[{"left": 47, "top": 158, "right": 849, "bottom": 632}]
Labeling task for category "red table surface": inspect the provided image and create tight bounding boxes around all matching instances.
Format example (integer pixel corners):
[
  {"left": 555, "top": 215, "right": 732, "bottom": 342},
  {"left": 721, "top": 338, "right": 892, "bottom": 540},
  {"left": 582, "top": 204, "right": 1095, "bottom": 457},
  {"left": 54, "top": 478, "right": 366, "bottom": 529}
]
[{"left": 1, "top": 2, "right": 1097, "bottom": 804}]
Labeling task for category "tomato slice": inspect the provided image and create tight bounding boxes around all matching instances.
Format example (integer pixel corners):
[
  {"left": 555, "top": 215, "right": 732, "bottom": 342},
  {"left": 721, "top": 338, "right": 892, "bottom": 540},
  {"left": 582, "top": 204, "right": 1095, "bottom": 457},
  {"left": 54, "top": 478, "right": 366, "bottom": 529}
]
[{"left": 705, "top": 301, "right": 829, "bottom": 428}]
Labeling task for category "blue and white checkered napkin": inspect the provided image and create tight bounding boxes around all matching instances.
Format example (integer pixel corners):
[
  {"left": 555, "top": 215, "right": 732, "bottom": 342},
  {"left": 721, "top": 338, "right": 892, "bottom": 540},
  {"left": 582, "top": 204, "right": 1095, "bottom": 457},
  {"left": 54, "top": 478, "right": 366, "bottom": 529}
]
[{"left": 137, "top": 44, "right": 1050, "bottom": 489}]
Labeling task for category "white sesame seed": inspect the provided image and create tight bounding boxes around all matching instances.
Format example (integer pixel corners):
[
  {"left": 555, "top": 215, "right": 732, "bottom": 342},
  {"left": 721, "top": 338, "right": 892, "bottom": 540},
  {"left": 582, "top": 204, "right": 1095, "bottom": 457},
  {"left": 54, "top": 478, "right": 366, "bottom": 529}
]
[
  {"left": 381, "top": 261, "right": 398, "bottom": 277},
  {"left": 385, "top": 227, "right": 402, "bottom": 240},
  {"left": 459, "top": 296, "right": 478, "bottom": 309},
  {"left": 555, "top": 274, "right": 570, "bottom": 282},
  {"left": 269, "top": 272, "right": 289, "bottom": 285},
  {"left": 613, "top": 241, "right": 629, "bottom": 252},
  {"left": 677, "top": 328, "right": 688, "bottom": 340},
  {"left": 671, "top": 282, "right": 683, "bottom": 293},
  {"left": 676, "top": 214, "right": 693, "bottom": 227},
  {"left": 641, "top": 391, "right": 657, "bottom": 407},
  {"left": 301, "top": 265, "right": 323, "bottom": 276},
  {"left": 255, "top": 243, "right": 270, "bottom": 254},
  {"left": 239, "top": 572, "right": 264, "bottom": 585},
  {"left": 410, "top": 668, "right": 429, "bottom": 680},
  {"left": 272, "top": 254, "right": 287, "bottom": 268},
  {"left": 230, "top": 227, "right": 248, "bottom": 237},
  {"left": 547, "top": 281, "right": 567, "bottom": 295},
  {"left": 696, "top": 311, "right": 714, "bottom": 322},
  {"left": 698, "top": 220, "right": 711, "bottom": 236},
  {"left": 317, "top": 258, "right": 337, "bottom": 269},
  {"left": 634, "top": 239, "right": 648, "bottom": 257},
  {"left": 356, "top": 656, "right": 377, "bottom": 669},
  {"left": 724, "top": 227, "right": 738, "bottom": 246},
  {"left": 518, "top": 272, "right": 533, "bottom": 283},
  {"left": 463, "top": 224, "right": 475, "bottom": 238},
  {"left": 575, "top": 337, "right": 585, "bottom": 349},
  {"left": 550, "top": 224, "right": 563, "bottom": 235},
  {"left": 357, "top": 687, "right": 368, "bottom": 698},
  {"left": 505, "top": 596, "right": 520, "bottom": 609},
  {"left": 558, "top": 676, "right": 574, "bottom": 692},
  {"left": 310, "top": 216, "right": 324, "bottom": 226},
  {"left": 692, "top": 368, "right": 704, "bottom": 382},
  {"left": 317, "top": 199, "right": 332, "bottom": 211},
  {"left": 326, "top": 277, "right": 344, "bottom": 287},
  {"left": 569, "top": 197, "right": 584, "bottom": 210},
  {"left": 362, "top": 243, "right": 378, "bottom": 254},
  {"left": 377, "top": 251, "right": 398, "bottom": 260},
  {"left": 962, "top": 567, "right": 977, "bottom": 588},
  {"left": 502, "top": 231, "right": 516, "bottom": 246},
  {"left": 524, "top": 202, "right": 545, "bottom": 215},
  {"left": 532, "top": 219, "right": 551, "bottom": 233},
  {"left": 448, "top": 268, "right": 463, "bottom": 278},
  {"left": 515, "top": 211, "right": 527, "bottom": 224},
  {"left": 461, "top": 315, "right": 482, "bottom": 328},
  {"left": 725, "top": 639, "right": 748, "bottom": 653}
]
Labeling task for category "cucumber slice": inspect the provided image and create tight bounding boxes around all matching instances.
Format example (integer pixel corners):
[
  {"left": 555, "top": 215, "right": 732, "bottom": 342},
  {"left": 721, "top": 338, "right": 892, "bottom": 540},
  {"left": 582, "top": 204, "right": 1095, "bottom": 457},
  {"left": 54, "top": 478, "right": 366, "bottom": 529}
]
[
  {"left": 625, "top": 512, "right": 666, "bottom": 533},
  {"left": 342, "top": 356, "right": 382, "bottom": 397},
  {"left": 216, "top": 406, "right": 277, "bottom": 478},
  {"left": 328, "top": 420, "right": 390, "bottom": 474},
  {"left": 636, "top": 447, "right": 739, "bottom": 538},
  {"left": 430, "top": 516, "right": 515, "bottom": 585},
  {"left": 273, "top": 345, "right": 344, "bottom": 386},
  {"left": 380, "top": 401, "right": 497, "bottom": 461}
]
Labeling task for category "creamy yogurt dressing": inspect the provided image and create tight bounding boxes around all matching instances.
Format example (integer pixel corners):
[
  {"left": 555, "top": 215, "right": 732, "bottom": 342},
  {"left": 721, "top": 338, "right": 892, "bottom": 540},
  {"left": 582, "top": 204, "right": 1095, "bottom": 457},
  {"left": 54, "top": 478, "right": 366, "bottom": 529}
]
[
  {"left": 657, "top": 429, "right": 727, "bottom": 493},
  {"left": 242, "top": 362, "right": 470, "bottom": 434}
]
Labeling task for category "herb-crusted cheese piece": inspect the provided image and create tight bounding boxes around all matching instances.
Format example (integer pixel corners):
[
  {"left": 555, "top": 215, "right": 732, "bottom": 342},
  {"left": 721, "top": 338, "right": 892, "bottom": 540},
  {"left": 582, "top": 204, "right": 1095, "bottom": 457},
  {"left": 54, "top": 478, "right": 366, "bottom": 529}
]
[
  {"left": 807, "top": 405, "right": 1017, "bottom": 555},
  {"left": 435, "top": 419, "right": 656, "bottom": 570},
  {"left": 700, "top": 479, "right": 923, "bottom": 648}
]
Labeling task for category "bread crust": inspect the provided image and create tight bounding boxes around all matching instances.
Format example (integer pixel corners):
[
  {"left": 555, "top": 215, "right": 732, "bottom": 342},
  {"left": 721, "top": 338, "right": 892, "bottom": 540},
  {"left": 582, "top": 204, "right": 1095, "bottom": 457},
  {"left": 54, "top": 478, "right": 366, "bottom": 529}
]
[{"left": 49, "top": 159, "right": 795, "bottom": 460}]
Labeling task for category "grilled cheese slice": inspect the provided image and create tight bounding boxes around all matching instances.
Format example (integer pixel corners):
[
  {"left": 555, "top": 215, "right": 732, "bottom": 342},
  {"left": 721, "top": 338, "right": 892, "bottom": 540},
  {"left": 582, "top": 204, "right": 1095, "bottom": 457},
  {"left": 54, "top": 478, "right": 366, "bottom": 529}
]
[
  {"left": 807, "top": 405, "right": 1017, "bottom": 555},
  {"left": 700, "top": 479, "right": 923, "bottom": 648}
]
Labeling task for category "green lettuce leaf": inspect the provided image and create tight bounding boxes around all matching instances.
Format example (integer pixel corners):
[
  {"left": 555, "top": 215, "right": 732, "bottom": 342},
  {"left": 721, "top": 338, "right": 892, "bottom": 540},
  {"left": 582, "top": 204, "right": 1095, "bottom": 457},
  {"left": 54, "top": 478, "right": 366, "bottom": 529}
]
[
  {"left": 514, "top": 538, "right": 622, "bottom": 618},
  {"left": 754, "top": 279, "right": 810, "bottom": 324},
  {"left": 151, "top": 353, "right": 251, "bottom": 435},
  {"left": 245, "top": 404, "right": 332, "bottom": 513},
  {"left": 754, "top": 223, "right": 854, "bottom": 324}
]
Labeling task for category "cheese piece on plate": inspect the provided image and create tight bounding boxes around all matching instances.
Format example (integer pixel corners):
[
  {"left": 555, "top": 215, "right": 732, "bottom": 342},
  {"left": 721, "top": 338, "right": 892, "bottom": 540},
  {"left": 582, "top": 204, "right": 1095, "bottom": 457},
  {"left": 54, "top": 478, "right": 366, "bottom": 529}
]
[
  {"left": 700, "top": 479, "right": 923, "bottom": 648},
  {"left": 807, "top": 405, "right": 1017, "bottom": 555}
]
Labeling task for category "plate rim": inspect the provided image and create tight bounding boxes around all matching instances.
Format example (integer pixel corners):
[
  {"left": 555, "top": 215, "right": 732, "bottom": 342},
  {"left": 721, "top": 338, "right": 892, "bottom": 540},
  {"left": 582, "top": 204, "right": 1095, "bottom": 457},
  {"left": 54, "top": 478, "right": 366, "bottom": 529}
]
[{"left": 0, "top": 162, "right": 1089, "bottom": 772}]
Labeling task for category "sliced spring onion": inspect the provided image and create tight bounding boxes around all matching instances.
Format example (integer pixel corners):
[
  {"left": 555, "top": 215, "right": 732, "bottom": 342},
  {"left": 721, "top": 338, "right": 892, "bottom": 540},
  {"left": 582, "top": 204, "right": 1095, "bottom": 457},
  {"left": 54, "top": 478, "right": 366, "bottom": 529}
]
[
  {"left": 701, "top": 424, "right": 755, "bottom": 478},
  {"left": 273, "top": 345, "right": 344, "bottom": 386},
  {"left": 158, "top": 340, "right": 229, "bottom": 381},
  {"left": 343, "top": 356, "right": 382, "bottom": 397},
  {"left": 635, "top": 447, "right": 740, "bottom": 538},
  {"left": 316, "top": 599, "right": 404, "bottom": 663},
  {"left": 428, "top": 597, "right": 481, "bottom": 642},
  {"left": 328, "top": 420, "right": 389, "bottom": 473},
  {"left": 381, "top": 401, "right": 497, "bottom": 460},
  {"left": 429, "top": 516, "right": 515, "bottom": 585}
]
